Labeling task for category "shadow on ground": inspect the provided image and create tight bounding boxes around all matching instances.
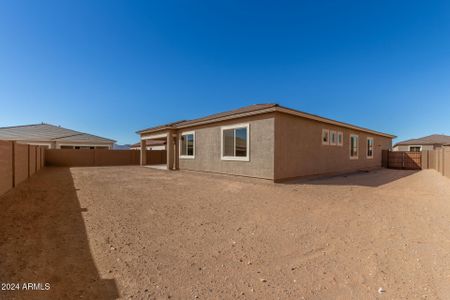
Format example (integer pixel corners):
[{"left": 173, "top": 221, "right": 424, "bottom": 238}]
[
  {"left": 283, "top": 168, "right": 419, "bottom": 187},
  {"left": 0, "top": 167, "right": 118, "bottom": 299}
]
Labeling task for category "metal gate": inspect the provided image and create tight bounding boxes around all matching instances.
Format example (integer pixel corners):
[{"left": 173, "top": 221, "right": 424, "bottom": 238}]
[{"left": 386, "top": 151, "right": 422, "bottom": 170}]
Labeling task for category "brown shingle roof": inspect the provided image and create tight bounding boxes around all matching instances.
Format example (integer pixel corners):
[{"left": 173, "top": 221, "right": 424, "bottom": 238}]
[
  {"left": 137, "top": 104, "right": 277, "bottom": 134},
  {"left": 394, "top": 134, "right": 450, "bottom": 146},
  {"left": 137, "top": 103, "right": 395, "bottom": 138},
  {"left": 0, "top": 123, "right": 116, "bottom": 143}
]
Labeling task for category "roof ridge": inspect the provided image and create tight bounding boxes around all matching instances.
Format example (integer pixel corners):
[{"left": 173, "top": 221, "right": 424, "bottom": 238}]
[{"left": 0, "top": 123, "right": 52, "bottom": 130}]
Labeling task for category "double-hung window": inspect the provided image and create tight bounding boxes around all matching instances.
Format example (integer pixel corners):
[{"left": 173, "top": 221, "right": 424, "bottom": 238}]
[
  {"left": 367, "top": 137, "right": 374, "bottom": 159},
  {"left": 337, "top": 132, "right": 343, "bottom": 146},
  {"left": 180, "top": 131, "right": 195, "bottom": 159},
  {"left": 330, "top": 131, "right": 337, "bottom": 145},
  {"left": 221, "top": 124, "right": 250, "bottom": 161},
  {"left": 350, "top": 134, "right": 359, "bottom": 159}
]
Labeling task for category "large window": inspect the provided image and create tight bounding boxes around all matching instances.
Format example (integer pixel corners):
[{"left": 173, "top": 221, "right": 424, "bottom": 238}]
[
  {"left": 180, "top": 131, "right": 195, "bottom": 158},
  {"left": 221, "top": 124, "right": 250, "bottom": 161},
  {"left": 350, "top": 134, "right": 359, "bottom": 159},
  {"left": 367, "top": 137, "right": 374, "bottom": 159}
]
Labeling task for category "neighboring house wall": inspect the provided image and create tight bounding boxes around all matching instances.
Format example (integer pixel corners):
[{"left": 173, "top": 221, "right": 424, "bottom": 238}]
[
  {"left": 273, "top": 112, "right": 392, "bottom": 181},
  {"left": 15, "top": 140, "right": 113, "bottom": 149},
  {"left": 55, "top": 142, "right": 112, "bottom": 149},
  {"left": 177, "top": 113, "right": 275, "bottom": 180},
  {"left": 393, "top": 145, "right": 435, "bottom": 152}
]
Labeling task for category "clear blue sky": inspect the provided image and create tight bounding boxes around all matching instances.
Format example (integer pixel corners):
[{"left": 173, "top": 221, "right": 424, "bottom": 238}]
[{"left": 1, "top": 1, "right": 450, "bottom": 144}]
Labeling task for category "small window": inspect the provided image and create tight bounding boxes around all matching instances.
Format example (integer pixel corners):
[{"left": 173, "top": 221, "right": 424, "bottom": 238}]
[
  {"left": 322, "top": 129, "right": 330, "bottom": 145},
  {"left": 409, "top": 146, "right": 421, "bottom": 152},
  {"left": 337, "top": 132, "right": 343, "bottom": 146},
  {"left": 367, "top": 137, "right": 374, "bottom": 159},
  {"left": 221, "top": 124, "right": 249, "bottom": 161},
  {"left": 350, "top": 134, "right": 359, "bottom": 159},
  {"left": 330, "top": 131, "right": 337, "bottom": 145},
  {"left": 180, "top": 131, "right": 195, "bottom": 158}
]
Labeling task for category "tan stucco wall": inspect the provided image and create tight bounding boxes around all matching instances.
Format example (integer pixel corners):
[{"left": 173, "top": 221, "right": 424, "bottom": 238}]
[
  {"left": 274, "top": 112, "right": 392, "bottom": 181},
  {"left": 177, "top": 113, "right": 275, "bottom": 179},
  {"left": 393, "top": 145, "right": 435, "bottom": 152}
]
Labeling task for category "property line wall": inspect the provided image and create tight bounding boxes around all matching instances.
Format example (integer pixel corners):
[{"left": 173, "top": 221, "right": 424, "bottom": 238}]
[
  {"left": 45, "top": 149, "right": 166, "bottom": 167},
  {"left": 0, "top": 141, "right": 46, "bottom": 197},
  {"left": 422, "top": 147, "right": 450, "bottom": 179}
]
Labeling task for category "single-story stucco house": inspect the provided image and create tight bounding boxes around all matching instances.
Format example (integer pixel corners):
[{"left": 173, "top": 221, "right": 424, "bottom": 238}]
[
  {"left": 0, "top": 123, "right": 115, "bottom": 149},
  {"left": 137, "top": 104, "right": 395, "bottom": 181},
  {"left": 393, "top": 134, "right": 450, "bottom": 152}
]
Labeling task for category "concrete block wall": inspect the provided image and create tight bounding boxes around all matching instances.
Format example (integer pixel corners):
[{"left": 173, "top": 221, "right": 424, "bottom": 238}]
[
  {"left": 14, "top": 143, "right": 29, "bottom": 186},
  {"left": 45, "top": 149, "right": 158, "bottom": 167},
  {"left": 423, "top": 147, "right": 450, "bottom": 179},
  {"left": 0, "top": 141, "right": 13, "bottom": 196},
  {"left": 0, "top": 141, "right": 46, "bottom": 197}
]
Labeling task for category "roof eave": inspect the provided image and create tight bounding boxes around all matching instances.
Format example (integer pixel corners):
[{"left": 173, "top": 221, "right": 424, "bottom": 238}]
[{"left": 137, "top": 106, "right": 396, "bottom": 139}]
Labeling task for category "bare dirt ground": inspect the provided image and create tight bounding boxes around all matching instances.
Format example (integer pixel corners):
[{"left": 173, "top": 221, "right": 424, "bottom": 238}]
[{"left": 1, "top": 166, "right": 450, "bottom": 299}]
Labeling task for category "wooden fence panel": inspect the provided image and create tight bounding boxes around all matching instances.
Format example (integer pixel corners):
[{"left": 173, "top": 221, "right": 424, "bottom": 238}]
[{"left": 387, "top": 151, "right": 421, "bottom": 170}]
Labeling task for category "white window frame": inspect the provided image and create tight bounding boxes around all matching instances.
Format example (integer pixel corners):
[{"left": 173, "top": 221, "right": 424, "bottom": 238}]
[
  {"left": 350, "top": 134, "right": 359, "bottom": 160},
  {"left": 179, "top": 131, "right": 195, "bottom": 159},
  {"left": 367, "top": 137, "right": 374, "bottom": 159},
  {"left": 409, "top": 145, "right": 422, "bottom": 152},
  {"left": 220, "top": 123, "right": 250, "bottom": 161},
  {"left": 337, "top": 131, "right": 343, "bottom": 146},
  {"left": 322, "top": 129, "right": 330, "bottom": 145},
  {"left": 330, "top": 130, "right": 337, "bottom": 146}
]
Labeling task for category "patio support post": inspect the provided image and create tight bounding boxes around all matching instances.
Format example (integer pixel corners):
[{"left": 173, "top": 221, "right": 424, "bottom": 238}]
[
  {"left": 140, "top": 139, "right": 147, "bottom": 165},
  {"left": 174, "top": 133, "right": 179, "bottom": 170},
  {"left": 166, "top": 131, "right": 174, "bottom": 170}
]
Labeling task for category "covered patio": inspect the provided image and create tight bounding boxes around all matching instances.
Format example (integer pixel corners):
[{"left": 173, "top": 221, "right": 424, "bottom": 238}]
[{"left": 140, "top": 131, "right": 177, "bottom": 170}]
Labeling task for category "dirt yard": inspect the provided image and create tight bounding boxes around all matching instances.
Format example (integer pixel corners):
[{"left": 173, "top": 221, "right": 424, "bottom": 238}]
[{"left": 1, "top": 166, "right": 450, "bottom": 299}]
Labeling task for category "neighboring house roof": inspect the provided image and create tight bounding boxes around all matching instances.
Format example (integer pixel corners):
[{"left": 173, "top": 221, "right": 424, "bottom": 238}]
[
  {"left": 394, "top": 134, "right": 450, "bottom": 147},
  {"left": 131, "top": 140, "right": 166, "bottom": 148},
  {"left": 137, "top": 103, "right": 395, "bottom": 138},
  {"left": 0, "top": 123, "right": 116, "bottom": 143}
]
